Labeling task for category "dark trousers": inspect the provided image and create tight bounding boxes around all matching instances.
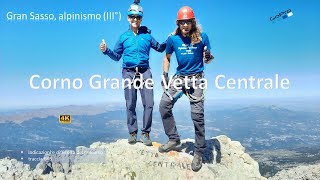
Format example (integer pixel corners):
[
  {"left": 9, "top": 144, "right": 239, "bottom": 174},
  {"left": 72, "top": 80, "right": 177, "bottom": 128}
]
[
  {"left": 122, "top": 68, "right": 154, "bottom": 134},
  {"left": 159, "top": 75, "right": 206, "bottom": 154}
]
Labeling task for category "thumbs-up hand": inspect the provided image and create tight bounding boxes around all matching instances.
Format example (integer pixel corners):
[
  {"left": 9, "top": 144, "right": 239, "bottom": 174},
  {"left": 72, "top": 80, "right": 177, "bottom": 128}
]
[
  {"left": 100, "top": 39, "right": 107, "bottom": 52},
  {"left": 203, "top": 46, "right": 214, "bottom": 64}
]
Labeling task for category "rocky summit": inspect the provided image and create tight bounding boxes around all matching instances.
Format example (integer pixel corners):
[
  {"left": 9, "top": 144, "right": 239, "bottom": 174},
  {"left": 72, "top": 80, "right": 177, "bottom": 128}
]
[{"left": 0, "top": 135, "right": 266, "bottom": 180}]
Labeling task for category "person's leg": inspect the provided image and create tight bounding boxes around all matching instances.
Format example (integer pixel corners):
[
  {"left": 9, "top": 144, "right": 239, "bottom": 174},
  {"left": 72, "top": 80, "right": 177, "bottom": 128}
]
[
  {"left": 139, "top": 68, "right": 154, "bottom": 146},
  {"left": 190, "top": 100, "right": 205, "bottom": 154},
  {"left": 159, "top": 85, "right": 181, "bottom": 141},
  {"left": 159, "top": 78, "right": 183, "bottom": 152},
  {"left": 139, "top": 68, "right": 154, "bottom": 133},
  {"left": 188, "top": 79, "right": 206, "bottom": 171},
  {"left": 122, "top": 69, "right": 138, "bottom": 136}
]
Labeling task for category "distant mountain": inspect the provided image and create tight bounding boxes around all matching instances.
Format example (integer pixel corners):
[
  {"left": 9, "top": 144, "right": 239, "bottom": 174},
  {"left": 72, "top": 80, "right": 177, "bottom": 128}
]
[
  {"left": 0, "top": 111, "right": 128, "bottom": 149},
  {"left": 205, "top": 105, "right": 320, "bottom": 150},
  {"left": 0, "top": 103, "right": 124, "bottom": 123},
  {"left": 268, "top": 163, "right": 320, "bottom": 180},
  {"left": 1, "top": 104, "right": 319, "bottom": 152}
]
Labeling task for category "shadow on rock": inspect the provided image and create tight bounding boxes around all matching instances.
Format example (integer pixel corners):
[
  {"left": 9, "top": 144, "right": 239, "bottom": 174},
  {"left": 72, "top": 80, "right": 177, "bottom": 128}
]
[{"left": 176, "top": 138, "right": 221, "bottom": 164}]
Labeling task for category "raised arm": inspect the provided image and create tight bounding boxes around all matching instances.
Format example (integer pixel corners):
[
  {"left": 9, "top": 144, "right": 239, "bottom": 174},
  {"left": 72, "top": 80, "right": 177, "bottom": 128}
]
[
  {"left": 202, "top": 33, "right": 214, "bottom": 64},
  {"left": 101, "top": 39, "right": 123, "bottom": 61}
]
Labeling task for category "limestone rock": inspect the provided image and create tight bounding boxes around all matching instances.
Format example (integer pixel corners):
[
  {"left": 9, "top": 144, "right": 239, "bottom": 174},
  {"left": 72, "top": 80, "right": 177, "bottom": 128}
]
[
  {"left": 0, "top": 157, "right": 36, "bottom": 180},
  {"left": 66, "top": 135, "right": 266, "bottom": 180},
  {"left": 0, "top": 135, "right": 267, "bottom": 180}
]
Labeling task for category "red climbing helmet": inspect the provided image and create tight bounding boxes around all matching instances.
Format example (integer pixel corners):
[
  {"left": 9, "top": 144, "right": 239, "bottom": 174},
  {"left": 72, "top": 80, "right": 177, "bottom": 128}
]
[{"left": 177, "top": 6, "right": 195, "bottom": 20}]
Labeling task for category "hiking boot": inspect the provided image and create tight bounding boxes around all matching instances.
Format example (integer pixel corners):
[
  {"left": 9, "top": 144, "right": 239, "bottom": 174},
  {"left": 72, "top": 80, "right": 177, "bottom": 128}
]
[
  {"left": 191, "top": 152, "right": 203, "bottom": 172},
  {"left": 140, "top": 132, "right": 152, "bottom": 146},
  {"left": 128, "top": 132, "right": 137, "bottom": 144},
  {"left": 158, "top": 140, "right": 181, "bottom": 153}
]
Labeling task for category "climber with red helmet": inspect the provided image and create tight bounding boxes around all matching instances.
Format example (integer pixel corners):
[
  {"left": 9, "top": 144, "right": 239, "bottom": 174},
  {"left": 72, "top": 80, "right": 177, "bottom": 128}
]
[
  {"left": 158, "top": 6, "right": 214, "bottom": 172},
  {"left": 100, "top": 2, "right": 166, "bottom": 146}
]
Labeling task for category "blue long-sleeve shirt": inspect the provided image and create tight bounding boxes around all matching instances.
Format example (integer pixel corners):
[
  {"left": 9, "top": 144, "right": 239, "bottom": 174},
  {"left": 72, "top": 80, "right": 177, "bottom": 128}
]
[{"left": 103, "top": 26, "right": 166, "bottom": 68}]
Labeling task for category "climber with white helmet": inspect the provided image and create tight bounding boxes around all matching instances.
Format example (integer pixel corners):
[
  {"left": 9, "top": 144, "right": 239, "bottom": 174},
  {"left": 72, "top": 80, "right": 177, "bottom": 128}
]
[
  {"left": 158, "top": 6, "right": 214, "bottom": 172},
  {"left": 100, "top": 1, "right": 166, "bottom": 146}
]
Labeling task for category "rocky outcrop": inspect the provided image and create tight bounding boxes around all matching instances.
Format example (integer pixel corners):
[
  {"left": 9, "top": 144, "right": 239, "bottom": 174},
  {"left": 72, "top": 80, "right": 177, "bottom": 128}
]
[
  {"left": 0, "top": 135, "right": 266, "bottom": 180},
  {"left": 0, "top": 157, "right": 36, "bottom": 180},
  {"left": 268, "top": 164, "right": 320, "bottom": 180}
]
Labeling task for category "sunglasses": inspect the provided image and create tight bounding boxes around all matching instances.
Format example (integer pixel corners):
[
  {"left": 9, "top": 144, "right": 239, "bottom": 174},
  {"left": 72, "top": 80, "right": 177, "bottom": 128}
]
[
  {"left": 129, "top": 15, "right": 142, "bottom": 20},
  {"left": 178, "top": 20, "right": 192, "bottom": 25}
]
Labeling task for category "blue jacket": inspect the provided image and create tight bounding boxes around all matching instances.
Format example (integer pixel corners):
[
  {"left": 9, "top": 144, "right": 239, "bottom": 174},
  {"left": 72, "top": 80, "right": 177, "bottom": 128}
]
[{"left": 103, "top": 26, "right": 166, "bottom": 68}]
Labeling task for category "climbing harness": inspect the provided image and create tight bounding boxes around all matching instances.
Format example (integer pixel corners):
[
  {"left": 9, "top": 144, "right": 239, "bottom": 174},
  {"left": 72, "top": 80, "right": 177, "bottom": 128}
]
[
  {"left": 163, "top": 73, "right": 206, "bottom": 103},
  {"left": 124, "top": 67, "right": 145, "bottom": 89}
]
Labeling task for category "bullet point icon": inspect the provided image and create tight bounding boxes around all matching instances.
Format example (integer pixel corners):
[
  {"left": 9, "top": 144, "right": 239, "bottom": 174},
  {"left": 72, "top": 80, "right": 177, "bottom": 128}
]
[{"left": 21, "top": 151, "right": 23, "bottom": 153}]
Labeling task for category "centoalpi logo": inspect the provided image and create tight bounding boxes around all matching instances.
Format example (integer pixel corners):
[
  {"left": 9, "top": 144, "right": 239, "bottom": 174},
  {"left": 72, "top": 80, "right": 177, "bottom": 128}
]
[{"left": 270, "top": 9, "right": 293, "bottom": 23}]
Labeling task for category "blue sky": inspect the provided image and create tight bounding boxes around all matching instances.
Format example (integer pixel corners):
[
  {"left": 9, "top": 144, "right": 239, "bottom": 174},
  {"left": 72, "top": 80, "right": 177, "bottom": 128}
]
[{"left": 1, "top": 0, "right": 320, "bottom": 109}]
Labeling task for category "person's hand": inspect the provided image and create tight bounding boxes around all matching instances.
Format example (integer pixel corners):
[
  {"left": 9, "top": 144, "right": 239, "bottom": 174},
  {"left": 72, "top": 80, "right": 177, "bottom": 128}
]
[
  {"left": 161, "top": 72, "right": 169, "bottom": 88},
  {"left": 203, "top": 46, "right": 214, "bottom": 64},
  {"left": 100, "top": 39, "right": 107, "bottom": 52}
]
